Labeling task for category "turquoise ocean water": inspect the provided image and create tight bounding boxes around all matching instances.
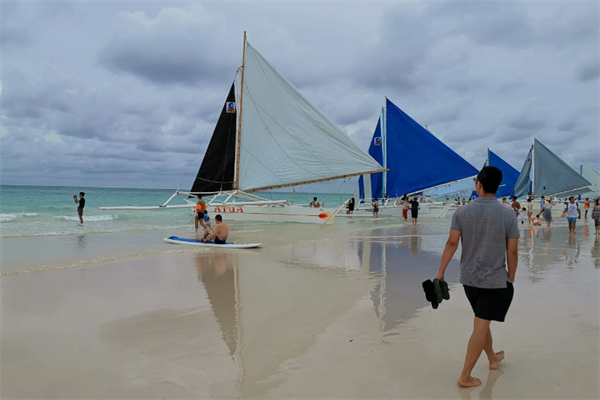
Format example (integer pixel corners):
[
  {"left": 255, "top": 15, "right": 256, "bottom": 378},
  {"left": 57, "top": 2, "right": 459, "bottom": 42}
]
[{"left": 0, "top": 185, "right": 351, "bottom": 238}]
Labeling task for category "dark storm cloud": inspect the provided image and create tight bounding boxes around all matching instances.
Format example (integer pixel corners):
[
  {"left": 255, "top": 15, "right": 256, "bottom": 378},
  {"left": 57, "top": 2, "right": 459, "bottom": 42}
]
[
  {"left": 97, "top": 6, "right": 236, "bottom": 86},
  {"left": 576, "top": 60, "right": 600, "bottom": 82}
]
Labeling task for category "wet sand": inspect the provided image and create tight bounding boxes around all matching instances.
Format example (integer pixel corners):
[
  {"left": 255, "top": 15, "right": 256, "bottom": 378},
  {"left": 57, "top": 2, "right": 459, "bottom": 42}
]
[{"left": 1, "top": 222, "right": 599, "bottom": 398}]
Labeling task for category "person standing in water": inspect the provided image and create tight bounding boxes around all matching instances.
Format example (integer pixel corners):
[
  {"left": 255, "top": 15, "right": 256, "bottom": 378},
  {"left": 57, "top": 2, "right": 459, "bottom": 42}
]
[
  {"left": 410, "top": 197, "right": 419, "bottom": 226},
  {"left": 346, "top": 197, "right": 355, "bottom": 217},
  {"left": 73, "top": 192, "right": 85, "bottom": 224},
  {"left": 511, "top": 196, "right": 521, "bottom": 217},
  {"left": 194, "top": 195, "right": 207, "bottom": 232},
  {"left": 541, "top": 197, "right": 553, "bottom": 228},
  {"left": 592, "top": 199, "right": 600, "bottom": 237},
  {"left": 563, "top": 197, "right": 581, "bottom": 234},
  {"left": 584, "top": 198, "right": 590, "bottom": 219},
  {"left": 372, "top": 198, "right": 379, "bottom": 218},
  {"left": 402, "top": 199, "right": 410, "bottom": 221},
  {"left": 435, "top": 166, "right": 519, "bottom": 388},
  {"left": 526, "top": 198, "right": 533, "bottom": 224}
]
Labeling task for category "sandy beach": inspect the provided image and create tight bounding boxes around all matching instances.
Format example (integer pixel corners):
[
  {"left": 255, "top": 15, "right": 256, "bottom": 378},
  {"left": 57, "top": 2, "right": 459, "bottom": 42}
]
[{"left": 1, "top": 221, "right": 599, "bottom": 399}]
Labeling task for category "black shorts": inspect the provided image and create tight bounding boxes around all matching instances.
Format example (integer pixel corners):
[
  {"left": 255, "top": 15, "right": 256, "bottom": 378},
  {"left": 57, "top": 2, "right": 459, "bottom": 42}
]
[
  {"left": 214, "top": 237, "right": 227, "bottom": 244},
  {"left": 373, "top": 206, "right": 379, "bottom": 213},
  {"left": 411, "top": 210, "right": 418, "bottom": 218},
  {"left": 77, "top": 208, "right": 84, "bottom": 216},
  {"left": 463, "top": 282, "right": 514, "bottom": 322},
  {"left": 195, "top": 211, "right": 204, "bottom": 220}
]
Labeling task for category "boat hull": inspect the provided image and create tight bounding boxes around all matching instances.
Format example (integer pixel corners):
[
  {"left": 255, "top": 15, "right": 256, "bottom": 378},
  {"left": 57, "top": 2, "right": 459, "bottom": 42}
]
[{"left": 203, "top": 204, "right": 337, "bottom": 225}]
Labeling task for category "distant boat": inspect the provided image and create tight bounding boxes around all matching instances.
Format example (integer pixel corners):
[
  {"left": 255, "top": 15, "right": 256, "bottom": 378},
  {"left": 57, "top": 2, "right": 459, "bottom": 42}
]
[
  {"left": 580, "top": 162, "right": 600, "bottom": 199},
  {"left": 355, "top": 98, "right": 478, "bottom": 218},
  {"left": 513, "top": 139, "right": 592, "bottom": 198},
  {"left": 469, "top": 149, "right": 520, "bottom": 200},
  {"left": 102, "top": 32, "right": 385, "bottom": 224}
]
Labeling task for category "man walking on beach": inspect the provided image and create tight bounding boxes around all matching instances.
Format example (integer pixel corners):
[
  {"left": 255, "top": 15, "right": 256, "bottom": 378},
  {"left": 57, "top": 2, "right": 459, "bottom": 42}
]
[
  {"left": 563, "top": 197, "right": 581, "bottom": 234},
  {"left": 73, "top": 192, "right": 85, "bottom": 224},
  {"left": 435, "top": 166, "right": 519, "bottom": 388}
]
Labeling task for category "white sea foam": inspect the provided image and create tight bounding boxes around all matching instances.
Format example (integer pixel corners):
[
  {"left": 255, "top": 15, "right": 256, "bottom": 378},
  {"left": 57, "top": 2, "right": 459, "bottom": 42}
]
[
  {"left": 55, "top": 215, "right": 117, "bottom": 222},
  {"left": 0, "top": 214, "right": 17, "bottom": 222},
  {"left": 22, "top": 213, "right": 39, "bottom": 217}
]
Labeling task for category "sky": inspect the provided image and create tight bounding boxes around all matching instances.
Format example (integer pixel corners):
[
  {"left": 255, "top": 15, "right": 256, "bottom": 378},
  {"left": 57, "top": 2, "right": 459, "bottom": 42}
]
[{"left": 1, "top": 1, "right": 599, "bottom": 193}]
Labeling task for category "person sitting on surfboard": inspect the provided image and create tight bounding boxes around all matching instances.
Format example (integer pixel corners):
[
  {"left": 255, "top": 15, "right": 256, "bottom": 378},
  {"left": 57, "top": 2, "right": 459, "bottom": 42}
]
[
  {"left": 202, "top": 214, "right": 229, "bottom": 244},
  {"left": 202, "top": 212, "right": 212, "bottom": 239}
]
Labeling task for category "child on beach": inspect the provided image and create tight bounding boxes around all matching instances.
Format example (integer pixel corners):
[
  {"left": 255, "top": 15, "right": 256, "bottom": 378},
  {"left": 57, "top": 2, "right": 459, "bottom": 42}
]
[{"left": 519, "top": 207, "right": 527, "bottom": 224}]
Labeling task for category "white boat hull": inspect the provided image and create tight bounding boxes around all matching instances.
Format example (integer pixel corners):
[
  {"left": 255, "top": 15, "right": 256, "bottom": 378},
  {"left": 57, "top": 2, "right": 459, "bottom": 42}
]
[{"left": 202, "top": 204, "right": 338, "bottom": 225}]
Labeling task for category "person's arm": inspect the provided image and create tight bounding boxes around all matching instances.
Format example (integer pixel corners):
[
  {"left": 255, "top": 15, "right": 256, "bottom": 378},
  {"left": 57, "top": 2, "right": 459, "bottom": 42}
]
[
  {"left": 507, "top": 238, "right": 518, "bottom": 283},
  {"left": 578, "top": 205, "right": 581, "bottom": 219},
  {"left": 73, "top": 195, "right": 79, "bottom": 204},
  {"left": 436, "top": 230, "right": 460, "bottom": 280}
]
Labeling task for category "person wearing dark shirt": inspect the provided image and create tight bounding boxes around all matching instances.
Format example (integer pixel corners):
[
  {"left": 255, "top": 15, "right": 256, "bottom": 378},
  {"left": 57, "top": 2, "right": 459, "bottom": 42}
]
[
  {"left": 73, "top": 192, "right": 86, "bottom": 224},
  {"left": 410, "top": 197, "right": 419, "bottom": 226}
]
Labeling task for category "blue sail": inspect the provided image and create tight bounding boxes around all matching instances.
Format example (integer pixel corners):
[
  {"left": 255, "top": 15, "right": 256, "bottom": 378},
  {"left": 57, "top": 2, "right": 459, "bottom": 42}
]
[
  {"left": 359, "top": 119, "right": 384, "bottom": 200},
  {"left": 382, "top": 99, "right": 478, "bottom": 197},
  {"left": 488, "top": 150, "right": 520, "bottom": 198}
]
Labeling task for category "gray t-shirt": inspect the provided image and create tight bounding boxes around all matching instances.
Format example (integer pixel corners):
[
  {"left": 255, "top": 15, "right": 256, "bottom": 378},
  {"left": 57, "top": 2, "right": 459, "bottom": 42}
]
[{"left": 451, "top": 197, "right": 520, "bottom": 289}]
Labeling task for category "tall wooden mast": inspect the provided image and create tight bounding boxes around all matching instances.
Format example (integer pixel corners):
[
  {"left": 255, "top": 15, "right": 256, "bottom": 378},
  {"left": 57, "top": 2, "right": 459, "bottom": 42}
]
[{"left": 234, "top": 31, "right": 247, "bottom": 190}]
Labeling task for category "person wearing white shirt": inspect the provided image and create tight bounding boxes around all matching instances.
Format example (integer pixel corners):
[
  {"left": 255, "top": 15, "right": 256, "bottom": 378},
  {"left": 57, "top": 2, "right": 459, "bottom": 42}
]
[{"left": 563, "top": 197, "right": 581, "bottom": 234}]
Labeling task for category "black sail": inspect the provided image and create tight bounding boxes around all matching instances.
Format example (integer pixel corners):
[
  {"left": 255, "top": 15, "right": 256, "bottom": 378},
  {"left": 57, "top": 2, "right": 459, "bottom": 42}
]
[{"left": 190, "top": 84, "right": 237, "bottom": 194}]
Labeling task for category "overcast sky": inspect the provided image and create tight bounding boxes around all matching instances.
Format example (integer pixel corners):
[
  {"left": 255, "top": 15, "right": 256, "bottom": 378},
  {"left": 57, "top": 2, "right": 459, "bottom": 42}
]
[{"left": 1, "top": 1, "right": 598, "bottom": 192}]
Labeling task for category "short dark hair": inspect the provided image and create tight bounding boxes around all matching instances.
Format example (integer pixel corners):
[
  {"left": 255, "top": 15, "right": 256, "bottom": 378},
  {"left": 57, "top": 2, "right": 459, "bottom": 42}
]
[
  {"left": 476, "top": 166, "right": 503, "bottom": 194},
  {"left": 215, "top": 214, "right": 222, "bottom": 222},
  {"left": 198, "top": 194, "right": 203, "bottom": 199},
  {"left": 569, "top": 196, "right": 575, "bottom": 200},
  {"left": 512, "top": 196, "right": 517, "bottom": 201},
  {"left": 313, "top": 197, "right": 317, "bottom": 201},
  {"left": 79, "top": 192, "right": 85, "bottom": 196}
]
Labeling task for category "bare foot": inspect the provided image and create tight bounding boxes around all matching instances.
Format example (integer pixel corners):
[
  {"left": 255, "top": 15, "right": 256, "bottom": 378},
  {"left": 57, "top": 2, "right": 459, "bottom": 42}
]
[
  {"left": 489, "top": 350, "right": 505, "bottom": 370},
  {"left": 457, "top": 376, "right": 482, "bottom": 388}
]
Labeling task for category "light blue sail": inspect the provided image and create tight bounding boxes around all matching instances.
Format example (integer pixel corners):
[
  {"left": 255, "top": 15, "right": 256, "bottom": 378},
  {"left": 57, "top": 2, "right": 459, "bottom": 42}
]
[{"left": 513, "top": 139, "right": 591, "bottom": 197}]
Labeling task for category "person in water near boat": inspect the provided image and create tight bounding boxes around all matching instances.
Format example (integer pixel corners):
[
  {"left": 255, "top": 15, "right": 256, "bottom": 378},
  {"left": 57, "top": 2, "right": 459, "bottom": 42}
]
[
  {"left": 194, "top": 195, "right": 208, "bottom": 232},
  {"left": 519, "top": 207, "right": 527, "bottom": 224},
  {"left": 73, "top": 192, "right": 85, "bottom": 224},
  {"left": 202, "top": 214, "right": 229, "bottom": 244},
  {"left": 563, "top": 197, "right": 581, "bottom": 234},
  {"left": 511, "top": 196, "right": 521, "bottom": 217},
  {"left": 310, "top": 197, "right": 320, "bottom": 207},
  {"left": 346, "top": 197, "right": 355, "bottom": 217},
  {"left": 435, "top": 166, "right": 519, "bottom": 388},
  {"left": 526, "top": 198, "right": 533, "bottom": 224},
  {"left": 592, "top": 199, "right": 600, "bottom": 237},
  {"left": 402, "top": 199, "right": 410, "bottom": 221},
  {"left": 540, "top": 197, "right": 553, "bottom": 228},
  {"left": 410, "top": 197, "right": 419, "bottom": 226},
  {"left": 584, "top": 198, "right": 590, "bottom": 219},
  {"left": 372, "top": 198, "right": 379, "bottom": 218}
]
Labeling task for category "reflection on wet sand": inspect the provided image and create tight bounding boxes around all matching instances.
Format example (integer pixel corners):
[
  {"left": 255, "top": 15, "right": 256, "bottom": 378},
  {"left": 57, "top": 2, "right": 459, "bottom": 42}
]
[
  {"left": 358, "top": 229, "right": 457, "bottom": 333},
  {"left": 458, "top": 369, "right": 504, "bottom": 400},
  {"left": 194, "top": 248, "right": 372, "bottom": 397}
]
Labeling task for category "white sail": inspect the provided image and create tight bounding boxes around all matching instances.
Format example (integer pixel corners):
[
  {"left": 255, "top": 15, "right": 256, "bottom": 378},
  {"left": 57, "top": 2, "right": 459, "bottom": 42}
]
[
  {"left": 238, "top": 42, "right": 384, "bottom": 192},
  {"left": 581, "top": 162, "right": 600, "bottom": 198}
]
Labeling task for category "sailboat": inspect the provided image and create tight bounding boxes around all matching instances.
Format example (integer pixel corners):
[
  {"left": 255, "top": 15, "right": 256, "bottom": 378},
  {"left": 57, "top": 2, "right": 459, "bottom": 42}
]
[
  {"left": 354, "top": 98, "right": 479, "bottom": 218},
  {"left": 468, "top": 148, "right": 520, "bottom": 200},
  {"left": 513, "top": 139, "right": 592, "bottom": 199},
  {"left": 580, "top": 162, "right": 600, "bottom": 199},
  {"left": 102, "top": 33, "right": 385, "bottom": 224}
]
